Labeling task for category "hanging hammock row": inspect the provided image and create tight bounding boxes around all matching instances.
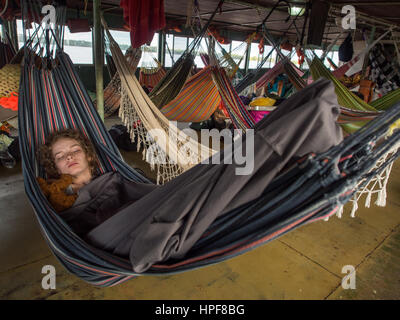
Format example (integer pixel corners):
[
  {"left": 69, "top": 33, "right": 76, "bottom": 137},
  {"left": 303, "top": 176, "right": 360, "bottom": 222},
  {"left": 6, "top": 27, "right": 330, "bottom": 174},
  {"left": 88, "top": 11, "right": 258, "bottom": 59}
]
[
  {"left": 18, "top": 48, "right": 400, "bottom": 282},
  {"left": 11, "top": 0, "right": 400, "bottom": 288}
]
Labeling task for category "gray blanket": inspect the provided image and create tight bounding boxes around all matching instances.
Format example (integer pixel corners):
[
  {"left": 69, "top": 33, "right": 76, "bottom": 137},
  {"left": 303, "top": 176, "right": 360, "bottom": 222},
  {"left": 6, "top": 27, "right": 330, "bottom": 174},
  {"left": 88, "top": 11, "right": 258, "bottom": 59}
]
[{"left": 69, "top": 78, "right": 343, "bottom": 273}]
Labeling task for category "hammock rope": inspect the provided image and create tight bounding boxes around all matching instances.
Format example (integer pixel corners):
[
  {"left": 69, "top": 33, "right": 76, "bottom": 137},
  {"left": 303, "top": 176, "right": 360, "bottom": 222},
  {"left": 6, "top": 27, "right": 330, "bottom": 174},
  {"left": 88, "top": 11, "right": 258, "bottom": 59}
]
[{"left": 235, "top": 42, "right": 280, "bottom": 95}]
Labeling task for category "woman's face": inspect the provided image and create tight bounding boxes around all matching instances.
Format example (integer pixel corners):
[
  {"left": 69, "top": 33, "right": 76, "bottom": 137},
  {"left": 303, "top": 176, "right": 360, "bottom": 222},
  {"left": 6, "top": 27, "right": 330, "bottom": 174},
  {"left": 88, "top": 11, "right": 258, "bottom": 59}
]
[{"left": 51, "top": 137, "right": 91, "bottom": 179}]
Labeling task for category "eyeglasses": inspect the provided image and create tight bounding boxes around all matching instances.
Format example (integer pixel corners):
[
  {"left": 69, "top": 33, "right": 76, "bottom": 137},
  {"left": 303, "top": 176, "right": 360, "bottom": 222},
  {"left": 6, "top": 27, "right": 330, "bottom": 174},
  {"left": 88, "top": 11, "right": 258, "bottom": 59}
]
[{"left": 54, "top": 148, "right": 83, "bottom": 163}]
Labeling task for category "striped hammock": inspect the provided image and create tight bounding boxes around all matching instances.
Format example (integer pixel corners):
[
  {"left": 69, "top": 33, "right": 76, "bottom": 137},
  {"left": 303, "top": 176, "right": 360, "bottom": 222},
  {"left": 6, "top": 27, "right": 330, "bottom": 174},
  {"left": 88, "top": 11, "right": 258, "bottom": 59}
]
[
  {"left": 148, "top": 53, "right": 194, "bottom": 109},
  {"left": 160, "top": 66, "right": 221, "bottom": 122},
  {"left": 370, "top": 88, "right": 400, "bottom": 111},
  {"left": 211, "top": 66, "right": 255, "bottom": 130},
  {"left": 18, "top": 47, "right": 400, "bottom": 284},
  {"left": 100, "top": 47, "right": 142, "bottom": 118},
  {"left": 256, "top": 59, "right": 285, "bottom": 90},
  {"left": 148, "top": 0, "right": 223, "bottom": 109},
  {"left": 310, "top": 56, "right": 379, "bottom": 133},
  {"left": 139, "top": 63, "right": 167, "bottom": 90},
  {"left": 283, "top": 61, "right": 306, "bottom": 91},
  {"left": 234, "top": 44, "right": 278, "bottom": 95}
]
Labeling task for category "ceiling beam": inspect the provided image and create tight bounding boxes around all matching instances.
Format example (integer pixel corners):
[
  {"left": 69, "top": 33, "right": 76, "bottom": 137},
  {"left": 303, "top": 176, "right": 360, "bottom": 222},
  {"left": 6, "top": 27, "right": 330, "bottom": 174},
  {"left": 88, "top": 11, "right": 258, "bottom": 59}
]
[
  {"left": 167, "top": 12, "right": 298, "bottom": 35},
  {"left": 327, "top": 1, "right": 400, "bottom": 5},
  {"left": 198, "top": 7, "right": 254, "bottom": 17},
  {"left": 224, "top": 0, "right": 288, "bottom": 11}
]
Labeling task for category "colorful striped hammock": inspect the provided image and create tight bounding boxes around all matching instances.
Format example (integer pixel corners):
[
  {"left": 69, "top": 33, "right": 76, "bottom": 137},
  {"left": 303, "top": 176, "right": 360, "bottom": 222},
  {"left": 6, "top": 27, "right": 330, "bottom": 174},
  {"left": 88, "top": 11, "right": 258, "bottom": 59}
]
[
  {"left": 256, "top": 59, "right": 285, "bottom": 90},
  {"left": 211, "top": 66, "right": 255, "bottom": 130},
  {"left": 310, "top": 56, "right": 379, "bottom": 133},
  {"left": 19, "top": 47, "right": 400, "bottom": 284},
  {"left": 160, "top": 66, "right": 221, "bottom": 122},
  {"left": 149, "top": 0, "right": 223, "bottom": 109},
  {"left": 101, "top": 47, "right": 142, "bottom": 118},
  {"left": 139, "top": 62, "right": 167, "bottom": 91},
  {"left": 18, "top": 14, "right": 400, "bottom": 285}
]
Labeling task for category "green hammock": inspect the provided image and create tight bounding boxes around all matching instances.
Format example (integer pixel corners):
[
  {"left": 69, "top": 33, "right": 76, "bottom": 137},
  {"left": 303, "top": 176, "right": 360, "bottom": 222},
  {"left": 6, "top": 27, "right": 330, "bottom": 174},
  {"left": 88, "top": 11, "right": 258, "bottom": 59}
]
[
  {"left": 370, "top": 88, "right": 400, "bottom": 111},
  {"left": 149, "top": 0, "right": 224, "bottom": 109},
  {"left": 310, "top": 57, "right": 379, "bottom": 133},
  {"left": 310, "top": 57, "right": 377, "bottom": 112}
]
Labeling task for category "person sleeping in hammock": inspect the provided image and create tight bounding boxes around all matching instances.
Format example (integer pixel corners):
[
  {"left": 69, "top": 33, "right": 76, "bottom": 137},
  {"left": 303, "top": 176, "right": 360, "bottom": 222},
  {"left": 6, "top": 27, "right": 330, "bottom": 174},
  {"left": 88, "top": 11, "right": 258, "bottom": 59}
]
[
  {"left": 37, "top": 129, "right": 158, "bottom": 237},
  {"left": 36, "top": 79, "right": 344, "bottom": 272}
]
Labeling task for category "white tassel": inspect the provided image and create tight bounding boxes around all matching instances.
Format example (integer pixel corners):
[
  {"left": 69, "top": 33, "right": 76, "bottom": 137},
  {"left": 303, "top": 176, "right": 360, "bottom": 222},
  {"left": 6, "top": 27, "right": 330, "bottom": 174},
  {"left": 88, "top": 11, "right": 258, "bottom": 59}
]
[
  {"left": 376, "top": 188, "right": 387, "bottom": 207},
  {"left": 137, "top": 136, "right": 141, "bottom": 152},
  {"left": 365, "top": 191, "right": 372, "bottom": 208},
  {"left": 350, "top": 200, "right": 358, "bottom": 218},
  {"left": 336, "top": 205, "right": 344, "bottom": 219},
  {"left": 149, "top": 154, "right": 155, "bottom": 170}
]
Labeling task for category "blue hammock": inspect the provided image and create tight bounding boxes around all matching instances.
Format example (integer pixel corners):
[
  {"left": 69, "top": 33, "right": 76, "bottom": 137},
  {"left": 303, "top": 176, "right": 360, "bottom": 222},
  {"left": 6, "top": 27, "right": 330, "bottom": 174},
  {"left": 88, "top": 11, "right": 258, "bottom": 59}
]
[{"left": 18, "top": 47, "right": 400, "bottom": 286}]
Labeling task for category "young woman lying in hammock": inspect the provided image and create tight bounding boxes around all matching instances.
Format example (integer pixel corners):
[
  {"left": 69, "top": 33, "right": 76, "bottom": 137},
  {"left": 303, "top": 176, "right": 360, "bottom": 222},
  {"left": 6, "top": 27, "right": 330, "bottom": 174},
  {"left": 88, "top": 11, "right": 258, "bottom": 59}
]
[
  {"left": 34, "top": 79, "right": 344, "bottom": 272},
  {"left": 37, "top": 129, "right": 158, "bottom": 237}
]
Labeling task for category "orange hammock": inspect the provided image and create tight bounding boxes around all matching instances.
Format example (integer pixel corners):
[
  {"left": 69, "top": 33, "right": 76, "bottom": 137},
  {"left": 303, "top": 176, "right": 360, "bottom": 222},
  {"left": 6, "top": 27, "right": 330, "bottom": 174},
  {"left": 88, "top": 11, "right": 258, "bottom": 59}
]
[
  {"left": 160, "top": 66, "right": 221, "bottom": 122},
  {"left": 139, "top": 65, "right": 167, "bottom": 91}
]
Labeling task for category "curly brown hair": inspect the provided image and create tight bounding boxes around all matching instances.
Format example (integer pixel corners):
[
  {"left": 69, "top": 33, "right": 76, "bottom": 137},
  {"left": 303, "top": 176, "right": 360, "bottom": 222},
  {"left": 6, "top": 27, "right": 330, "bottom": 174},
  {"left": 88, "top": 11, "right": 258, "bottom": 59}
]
[{"left": 38, "top": 129, "right": 99, "bottom": 179}]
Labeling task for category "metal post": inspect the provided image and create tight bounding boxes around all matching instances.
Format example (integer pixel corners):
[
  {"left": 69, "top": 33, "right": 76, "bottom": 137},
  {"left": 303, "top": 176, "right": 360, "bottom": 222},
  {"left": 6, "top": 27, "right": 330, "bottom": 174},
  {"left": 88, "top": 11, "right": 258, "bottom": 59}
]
[
  {"left": 8, "top": 20, "right": 18, "bottom": 51},
  {"left": 1, "top": 19, "right": 8, "bottom": 40},
  {"left": 158, "top": 31, "right": 165, "bottom": 66},
  {"left": 93, "top": 0, "right": 104, "bottom": 121},
  {"left": 244, "top": 40, "right": 251, "bottom": 74},
  {"left": 361, "top": 26, "right": 376, "bottom": 77}
]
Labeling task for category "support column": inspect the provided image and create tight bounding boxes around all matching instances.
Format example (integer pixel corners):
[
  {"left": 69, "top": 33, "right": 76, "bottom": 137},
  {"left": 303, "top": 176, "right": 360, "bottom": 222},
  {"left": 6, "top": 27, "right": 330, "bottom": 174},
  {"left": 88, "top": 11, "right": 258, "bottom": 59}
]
[
  {"left": 244, "top": 41, "right": 251, "bottom": 74},
  {"left": 1, "top": 19, "right": 9, "bottom": 41},
  {"left": 8, "top": 20, "right": 18, "bottom": 51},
  {"left": 158, "top": 31, "right": 166, "bottom": 66},
  {"left": 93, "top": 0, "right": 104, "bottom": 121},
  {"left": 361, "top": 26, "right": 376, "bottom": 77}
]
